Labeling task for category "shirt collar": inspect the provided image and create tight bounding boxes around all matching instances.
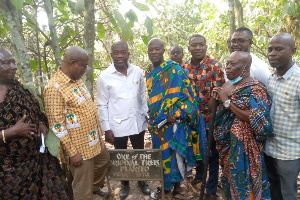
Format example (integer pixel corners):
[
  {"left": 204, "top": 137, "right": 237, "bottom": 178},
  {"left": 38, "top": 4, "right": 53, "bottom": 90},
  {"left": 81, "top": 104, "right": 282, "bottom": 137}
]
[
  {"left": 189, "top": 55, "right": 209, "bottom": 66},
  {"left": 108, "top": 62, "right": 132, "bottom": 74},
  {"left": 272, "top": 63, "right": 298, "bottom": 80},
  {"left": 57, "top": 68, "right": 76, "bottom": 83}
]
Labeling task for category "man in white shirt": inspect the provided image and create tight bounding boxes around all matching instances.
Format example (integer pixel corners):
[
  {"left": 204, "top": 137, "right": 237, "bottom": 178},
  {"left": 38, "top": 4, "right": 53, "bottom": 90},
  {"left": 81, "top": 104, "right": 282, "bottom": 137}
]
[
  {"left": 230, "top": 27, "right": 271, "bottom": 86},
  {"left": 97, "top": 41, "right": 149, "bottom": 199}
]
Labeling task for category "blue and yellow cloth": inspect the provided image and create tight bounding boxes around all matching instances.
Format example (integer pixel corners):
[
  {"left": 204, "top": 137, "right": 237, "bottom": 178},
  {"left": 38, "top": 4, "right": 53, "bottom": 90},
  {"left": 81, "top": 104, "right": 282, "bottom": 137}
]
[{"left": 146, "top": 60, "right": 206, "bottom": 190}]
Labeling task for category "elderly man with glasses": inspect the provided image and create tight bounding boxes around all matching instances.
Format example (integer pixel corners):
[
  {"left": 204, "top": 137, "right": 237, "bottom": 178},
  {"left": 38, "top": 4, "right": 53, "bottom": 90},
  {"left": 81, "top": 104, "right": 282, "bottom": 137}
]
[{"left": 230, "top": 27, "right": 271, "bottom": 86}]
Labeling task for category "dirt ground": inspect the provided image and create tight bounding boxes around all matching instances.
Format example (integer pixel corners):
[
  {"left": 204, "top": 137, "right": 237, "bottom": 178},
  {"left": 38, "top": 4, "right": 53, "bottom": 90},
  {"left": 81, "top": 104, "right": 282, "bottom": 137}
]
[{"left": 93, "top": 131, "right": 300, "bottom": 200}]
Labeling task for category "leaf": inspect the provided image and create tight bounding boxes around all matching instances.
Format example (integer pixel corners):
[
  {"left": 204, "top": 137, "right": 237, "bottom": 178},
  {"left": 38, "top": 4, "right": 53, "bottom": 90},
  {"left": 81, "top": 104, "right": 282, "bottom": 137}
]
[
  {"left": 30, "top": 60, "right": 37, "bottom": 72},
  {"left": 141, "top": 35, "right": 150, "bottom": 45},
  {"left": 145, "top": 16, "right": 153, "bottom": 36},
  {"left": 45, "top": 130, "right": 60, "bottom": 157},
  {"left": 132, "top": 1, "right": 150, "bottom": 11},
  {"left": 125, "top": 9, "right": 138, "bottom": 28},
  {"left": 97, "top": 23, "right": 105, "bottom": 39},
  {"left": 9, "top": 0, "right": 24, "bottom": 10},
  {"left": 286, "top": 3, "right": 295, "bottom": 16},
  {"left": 195, "top": 24, "right": 204, "bottom": 32},
  {"left": 113, "top": 9, "right": 133, "bottom": 41}
]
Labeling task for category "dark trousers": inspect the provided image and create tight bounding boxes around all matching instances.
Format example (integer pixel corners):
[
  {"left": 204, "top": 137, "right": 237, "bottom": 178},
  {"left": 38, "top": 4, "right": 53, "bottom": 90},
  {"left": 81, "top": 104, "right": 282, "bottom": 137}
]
[
  {"left": 264, "top": 153, "right": 283, "bottom": 200},
  {"left": 195, "top": 139, "right": 219, "bottom": 195},
  {"left": 114, "top": 131, "right": 145, "bottom": 185}
]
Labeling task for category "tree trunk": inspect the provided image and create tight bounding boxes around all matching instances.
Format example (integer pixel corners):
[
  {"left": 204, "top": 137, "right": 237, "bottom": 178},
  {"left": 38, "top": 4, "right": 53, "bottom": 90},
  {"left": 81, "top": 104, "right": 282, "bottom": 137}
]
[
  {"left": 235, "top": 0, "right": 244, "bottom": 27},
  {"left": 228, "top": 0, "right": 236, "bottom": 36},
  {"left": 44, "top": 0, "right": 61, "bottom": 69},
  {"left": 0, "top": 0, "right": 32, "bottom": 83},
  {"left": 83, "top": 0, "right": 95, "bottom": 98}
]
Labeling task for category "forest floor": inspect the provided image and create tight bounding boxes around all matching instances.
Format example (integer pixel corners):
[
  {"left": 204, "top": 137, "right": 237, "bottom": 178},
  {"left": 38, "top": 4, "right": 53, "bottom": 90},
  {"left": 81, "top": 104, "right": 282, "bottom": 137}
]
[{"left": 93, "top": 131, "right": 300, "bottom": 200}]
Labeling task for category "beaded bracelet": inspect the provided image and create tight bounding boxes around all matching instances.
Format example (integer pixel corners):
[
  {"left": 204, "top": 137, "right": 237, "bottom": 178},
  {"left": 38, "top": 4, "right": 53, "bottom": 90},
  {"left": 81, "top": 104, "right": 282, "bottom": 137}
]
[{"left": 2, "top": 130, "right": 6, "bottom": 143}]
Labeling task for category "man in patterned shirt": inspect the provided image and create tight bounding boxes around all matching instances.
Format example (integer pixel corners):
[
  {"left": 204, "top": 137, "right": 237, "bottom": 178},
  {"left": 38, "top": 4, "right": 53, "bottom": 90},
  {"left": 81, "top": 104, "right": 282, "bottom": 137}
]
[
  {"left": 183, "top": 34, "right": 225, "bottom": 199},
  {"left": 265, "top": 33, "right": 300, "bottom": 200},
  {"left": 44, "top": 46, "right": 110, "bottom": 200}
]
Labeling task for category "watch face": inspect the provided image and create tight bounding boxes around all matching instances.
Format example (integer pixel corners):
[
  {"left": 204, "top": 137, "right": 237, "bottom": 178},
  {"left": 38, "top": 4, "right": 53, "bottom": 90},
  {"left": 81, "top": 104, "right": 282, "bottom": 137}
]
[{"left": 224, "top": 100, "right": 231, "bottom": 108}]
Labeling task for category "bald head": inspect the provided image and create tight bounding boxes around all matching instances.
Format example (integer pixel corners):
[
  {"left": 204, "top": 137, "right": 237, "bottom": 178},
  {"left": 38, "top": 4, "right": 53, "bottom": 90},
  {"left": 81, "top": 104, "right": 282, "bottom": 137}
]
[
  {"left": 0, "top": 48, "right": 17, "bottom": 83},
  {"left": 226, "top": 51, "right": 252, "bottom": 81},
  {"left": 270, "top": 33, "right": 295, "bottom": 48},
  {"left": 0, "top": 48, "right": 12, "bottom": 60},
  {"left": 170, "top": 45, "right": 184, "bottom": 64},
  {"left": 231, "top": 51, "right": 252, "bottom": 66},
  {"left": 267, "top": 33, "right": 296, "bottom": 73},
  {"left": 111, "top": 41, "right": 128, "bottom": 52},
  {"left": 63, "top": 46, "right": 88, "bottom": 64},
  {"left": 148, "top": 38, "right": 164, "bottom": 49},
  {"left": 61, "top": 46, "right": 88, "bottom": 80},
  {"left": 148, "top": 38, "right": 165, "bottom": 67}
]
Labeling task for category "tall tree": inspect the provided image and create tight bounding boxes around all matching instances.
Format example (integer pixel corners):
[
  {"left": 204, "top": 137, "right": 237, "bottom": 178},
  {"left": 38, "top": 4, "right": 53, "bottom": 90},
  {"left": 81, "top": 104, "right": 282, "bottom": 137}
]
[
  {"left": 228, "top": 0, "right": 236, "bottom": 35},
  {"left": 83, "top": 0, "right": 96, "bottom": 96},
  {"left": 235, "top": 0, "right": 244, "bottom": 27},
  {"left": 44, "top": 0, "right": 61, "bottom": 68},
  {"left": 0, "top": 0, "right": 32, "bottom": 83}
]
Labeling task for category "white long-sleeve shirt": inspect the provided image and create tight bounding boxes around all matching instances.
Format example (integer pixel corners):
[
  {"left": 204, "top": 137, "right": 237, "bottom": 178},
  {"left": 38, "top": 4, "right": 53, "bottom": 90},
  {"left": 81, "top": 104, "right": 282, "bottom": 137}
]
[
  {"left": 97, "top": 63, "right": 147, "bottom": 137},
  {"left": 250, "top": 53, "right": 271, "bottom": 87}
]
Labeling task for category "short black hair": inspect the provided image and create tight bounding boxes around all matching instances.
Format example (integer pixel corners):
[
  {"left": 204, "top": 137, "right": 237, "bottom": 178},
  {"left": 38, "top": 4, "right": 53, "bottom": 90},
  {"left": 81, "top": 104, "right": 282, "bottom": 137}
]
[
  {"left": 189, "top": 34, "right": 206, "bottom": 45},
  {"left": 170, "top": 45, "right": 183, "bottom": 52},
  {"left": 234, "top": 27, "right": 253, "bottom": 39}
]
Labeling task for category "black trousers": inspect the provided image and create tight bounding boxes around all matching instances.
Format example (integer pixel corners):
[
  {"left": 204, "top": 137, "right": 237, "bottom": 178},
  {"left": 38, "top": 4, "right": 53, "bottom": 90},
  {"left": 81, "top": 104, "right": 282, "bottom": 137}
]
[
  {"left": 114, "top": 131, "right": 145, "bottom": 185},
  {"left": 264, "top": 153, "right": 283, "bottom": 200},
  {"left": 114, "top": 131, "right": 145, "bottom": 149}
]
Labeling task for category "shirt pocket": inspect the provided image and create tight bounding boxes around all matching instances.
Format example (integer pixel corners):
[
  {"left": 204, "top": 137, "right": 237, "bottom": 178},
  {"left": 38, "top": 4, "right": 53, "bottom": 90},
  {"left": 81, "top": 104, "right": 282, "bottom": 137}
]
[
  {"left": 111, "top": 114, "right": 129, "bottom": 131},
  {"left": 278, "top": 91, "right": 299, "bottom": 111}
]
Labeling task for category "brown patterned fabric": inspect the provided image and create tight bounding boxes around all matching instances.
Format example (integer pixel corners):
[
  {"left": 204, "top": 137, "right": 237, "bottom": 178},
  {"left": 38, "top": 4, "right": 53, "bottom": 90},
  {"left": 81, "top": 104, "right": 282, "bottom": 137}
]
[{"left": 0, "top": 80, "right": 68, "bottom": 200}]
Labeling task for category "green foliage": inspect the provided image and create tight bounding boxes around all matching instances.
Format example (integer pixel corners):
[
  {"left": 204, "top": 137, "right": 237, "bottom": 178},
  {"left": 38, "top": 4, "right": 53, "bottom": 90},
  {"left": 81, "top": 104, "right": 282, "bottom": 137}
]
[
  {"left": 45, "top": 130, "right": 60, "bottom": 157},
  {"left": 113, "top": 9, "right": 134, "bottom": 41},
  {"left": 9, "top": 0, "right": 24, "bottom": 10},
  {"left": 97, "top": 23, "right": 105, "bottom": 39},
  {"left": 132, "top": 1, "right": 150, "bottom": 11}
]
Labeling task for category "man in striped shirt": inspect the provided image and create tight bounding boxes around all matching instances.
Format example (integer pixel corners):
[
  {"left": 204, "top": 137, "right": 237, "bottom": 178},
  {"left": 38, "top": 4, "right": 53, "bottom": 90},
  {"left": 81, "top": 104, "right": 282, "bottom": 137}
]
[{"left": 265, "top": 33, "right": 300, "bottom": 200}]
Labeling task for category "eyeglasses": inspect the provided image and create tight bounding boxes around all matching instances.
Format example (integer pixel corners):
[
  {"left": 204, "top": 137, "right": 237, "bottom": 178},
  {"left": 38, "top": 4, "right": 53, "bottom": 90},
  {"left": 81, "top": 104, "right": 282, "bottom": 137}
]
[{"left": 230, "top": 39, "right": 251, "bottom": 44}]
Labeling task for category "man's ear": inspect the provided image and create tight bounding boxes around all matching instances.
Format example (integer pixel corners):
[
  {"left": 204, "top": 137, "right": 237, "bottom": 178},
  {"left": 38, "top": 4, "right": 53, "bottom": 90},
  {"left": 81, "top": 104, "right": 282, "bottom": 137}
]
[
  {"left": 290, "top": 47, "right": 296, "bottom": 57},
  {"left": 71, "top": 59, "right": 76, "bottom": 66}
]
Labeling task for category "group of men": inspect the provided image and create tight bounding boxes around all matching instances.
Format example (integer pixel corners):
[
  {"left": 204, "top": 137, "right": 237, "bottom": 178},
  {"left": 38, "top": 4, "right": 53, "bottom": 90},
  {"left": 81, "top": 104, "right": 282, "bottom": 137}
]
[{"left": 40, "top": 27, "right": 299, "bottom": 200}]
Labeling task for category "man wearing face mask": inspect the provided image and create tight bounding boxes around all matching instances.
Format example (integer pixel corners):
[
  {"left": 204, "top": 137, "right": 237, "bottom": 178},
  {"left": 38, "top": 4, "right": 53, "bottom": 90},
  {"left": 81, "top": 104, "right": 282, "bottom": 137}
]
[
  {"left": 230, "top": 27, "right": 271, "bottom": 86},
  {"left": 211, "top": 51, "right": 274, "bottom": 200},
  {"left": 183, "top": 34, "right": 225, "bottom": 199}
]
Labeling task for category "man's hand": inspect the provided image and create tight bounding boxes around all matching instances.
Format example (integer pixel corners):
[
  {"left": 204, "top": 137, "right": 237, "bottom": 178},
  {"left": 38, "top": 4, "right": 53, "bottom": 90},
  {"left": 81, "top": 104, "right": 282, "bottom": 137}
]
[
  {"left": 13, "top": 115, "right": 37, "bottom": 139},
  {"left": 38, "top": 123, "right": 48, "bottom": 140},
  {"left": 105, "top": 130, "right": 114, "bottom": 144},
  {"left": 70, "top": 152, "right": 83, "bottom": 167},
  {"left": 167, "top": 115, "right": 176, "bottom": 124}
]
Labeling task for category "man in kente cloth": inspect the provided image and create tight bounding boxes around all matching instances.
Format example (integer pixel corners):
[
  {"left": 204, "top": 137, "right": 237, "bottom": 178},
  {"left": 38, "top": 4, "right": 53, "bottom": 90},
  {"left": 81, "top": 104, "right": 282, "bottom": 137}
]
[{"left": 146, "top": 38, "right": 206, "bottom": 199}]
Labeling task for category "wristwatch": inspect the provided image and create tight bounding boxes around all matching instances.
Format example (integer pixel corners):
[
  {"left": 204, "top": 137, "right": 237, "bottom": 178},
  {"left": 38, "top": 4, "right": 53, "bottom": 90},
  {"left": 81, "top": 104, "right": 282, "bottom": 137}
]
[{"left": 223, "top": 99, "right": 231, "bottom": 108}]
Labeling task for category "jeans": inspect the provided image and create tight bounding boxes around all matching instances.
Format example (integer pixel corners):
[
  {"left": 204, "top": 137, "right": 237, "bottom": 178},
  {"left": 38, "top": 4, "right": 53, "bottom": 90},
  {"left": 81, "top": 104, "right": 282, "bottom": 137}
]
[
  {"left": 264, "top": 153, "right": 300, "bottom": 200},
  {"left": 195, "top": 139, "right": 219, "bottom": 195}
]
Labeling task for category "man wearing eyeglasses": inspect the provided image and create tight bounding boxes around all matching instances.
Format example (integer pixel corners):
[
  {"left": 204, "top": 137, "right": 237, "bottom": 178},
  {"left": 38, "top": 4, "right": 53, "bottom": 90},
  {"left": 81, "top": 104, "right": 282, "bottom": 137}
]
[{"left": 230, "top": 27, "right": 271, "bottom": 86}]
